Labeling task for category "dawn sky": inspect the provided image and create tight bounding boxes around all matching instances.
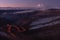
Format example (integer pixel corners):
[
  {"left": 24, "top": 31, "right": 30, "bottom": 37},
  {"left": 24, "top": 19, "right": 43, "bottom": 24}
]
[{"left": 0, "top": 0, "right": 60, "bottom": 8}]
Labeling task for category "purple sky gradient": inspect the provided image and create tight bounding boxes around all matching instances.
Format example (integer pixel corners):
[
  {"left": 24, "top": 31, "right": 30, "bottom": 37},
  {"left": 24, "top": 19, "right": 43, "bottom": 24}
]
[{"left": 0, "top": 0, "right": 60, "bottom": 8}]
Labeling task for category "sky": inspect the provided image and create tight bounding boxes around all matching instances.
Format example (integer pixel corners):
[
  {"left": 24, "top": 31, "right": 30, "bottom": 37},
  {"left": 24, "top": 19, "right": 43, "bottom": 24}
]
[{"left": 0, "top": 0, "right": 60, "bottom": 9}]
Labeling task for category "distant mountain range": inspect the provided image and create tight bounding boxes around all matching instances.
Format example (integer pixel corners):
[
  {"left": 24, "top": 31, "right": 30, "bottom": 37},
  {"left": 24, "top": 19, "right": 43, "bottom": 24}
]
[{"left": 0, "top": 7, "right": 38, "bottom": 10}]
